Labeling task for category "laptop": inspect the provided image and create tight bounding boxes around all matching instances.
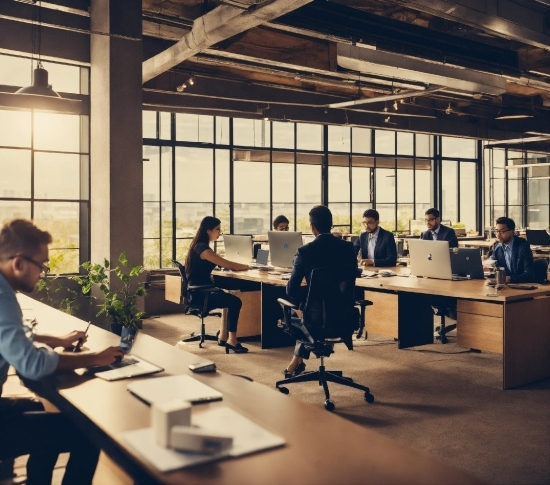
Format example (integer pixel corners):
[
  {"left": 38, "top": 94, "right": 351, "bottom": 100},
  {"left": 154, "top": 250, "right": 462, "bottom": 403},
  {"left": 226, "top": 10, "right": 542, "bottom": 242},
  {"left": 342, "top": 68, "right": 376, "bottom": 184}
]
[
  {"left": 127, "top": 375, "right": 223, "bottom": 404},
  {"left": 268, "top": 231, "right": 303, "bottom": 269},
  {"left": 526, "top": 229, "right": 550, "bottom": 247},
  {"left": 249, "top": 248, "right": 274, "bottom": 270},
  {"left": 408, "top": 239, "right": 467, "bottom": 281},
  {"left": 450, "top": 248, "right": 484, "bottom": 279},
  {"left": 88, "top": 332, "right": 164, "bottom": 381},
  {"left": 223, "top": 235, "right": 253, "bottom": 264}
]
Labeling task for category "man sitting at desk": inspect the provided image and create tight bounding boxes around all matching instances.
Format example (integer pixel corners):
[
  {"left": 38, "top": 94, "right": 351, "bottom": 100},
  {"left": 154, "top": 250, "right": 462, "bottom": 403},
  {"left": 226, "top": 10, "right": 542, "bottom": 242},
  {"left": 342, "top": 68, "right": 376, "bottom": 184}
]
[
  {"left": 421, "top": 208, "right": 458, "bottom": 248},
  {"left": 492, "top": 216, "right": 535, "bottom": 283},
  {"left": 283, "top": 205, "right": 356, "bottom": 377},
  {"left": 0, "top": 219, "right": 124, "bottom": 485},
  {"left": 354, "top": 209, "right": 397, "bottom": 267},
  {"left": 273, "top": 215, "right": 290, "bottom": 231}
]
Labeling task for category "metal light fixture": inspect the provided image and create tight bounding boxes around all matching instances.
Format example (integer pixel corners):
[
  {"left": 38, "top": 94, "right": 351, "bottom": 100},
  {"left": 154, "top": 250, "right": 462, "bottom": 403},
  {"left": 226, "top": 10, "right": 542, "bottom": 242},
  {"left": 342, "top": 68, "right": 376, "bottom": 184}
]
[
  {"left": 16, "top": 61, "right": 61, "bottom": 98},
  {"left": 495, "top": 106, "right": 535, "bottom": 120}
]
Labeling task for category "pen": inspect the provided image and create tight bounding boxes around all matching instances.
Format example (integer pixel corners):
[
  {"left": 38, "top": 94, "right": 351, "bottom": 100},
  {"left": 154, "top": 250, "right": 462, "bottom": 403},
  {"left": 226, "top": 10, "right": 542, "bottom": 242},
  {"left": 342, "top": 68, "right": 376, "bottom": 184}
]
[{"left": 73, "top": 321, "right": 91, "bottom": 352}]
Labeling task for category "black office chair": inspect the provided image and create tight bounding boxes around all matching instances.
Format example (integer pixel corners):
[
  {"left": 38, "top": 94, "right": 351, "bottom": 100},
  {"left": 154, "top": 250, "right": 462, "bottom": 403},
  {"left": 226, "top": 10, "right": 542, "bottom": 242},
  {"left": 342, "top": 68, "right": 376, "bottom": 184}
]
[
  {"left": 355, "top": 298, "right": 373, "bottom": 340},
  {"left": 172, "top": 260, "right": 221, "bottom": 348},
  {"left": 533, "top": 258, "right": 549, "bottom": 284},
  {"left": 275, "top": 265, "right": 374, "bottom": 411},
  {"left": 433, "top": 303, "right": 457, "bottom": 344}
]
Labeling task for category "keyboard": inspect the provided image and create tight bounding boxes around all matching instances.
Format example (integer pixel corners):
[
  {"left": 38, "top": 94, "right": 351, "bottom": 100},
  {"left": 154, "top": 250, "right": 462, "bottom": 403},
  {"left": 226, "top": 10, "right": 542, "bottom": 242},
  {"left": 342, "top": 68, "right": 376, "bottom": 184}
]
[
  {"left": 249, "top": 263, "right": 275, "bottom": 270},
  {"left": 90, "top": 357, "right": 139, "bottom": 373},
  {"left": 452, "top": 275, "right": 470, "bottom": 281}
]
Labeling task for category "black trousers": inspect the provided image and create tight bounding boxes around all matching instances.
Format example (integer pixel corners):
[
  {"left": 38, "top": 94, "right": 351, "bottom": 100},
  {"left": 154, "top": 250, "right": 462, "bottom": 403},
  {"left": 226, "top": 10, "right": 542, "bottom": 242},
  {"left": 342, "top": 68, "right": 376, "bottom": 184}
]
[
  {"left": 0, "top": 397, "right": 99, "bottom": 485},
  {"left": 192, "top": 289, "right": 243, "bottom": 333}
]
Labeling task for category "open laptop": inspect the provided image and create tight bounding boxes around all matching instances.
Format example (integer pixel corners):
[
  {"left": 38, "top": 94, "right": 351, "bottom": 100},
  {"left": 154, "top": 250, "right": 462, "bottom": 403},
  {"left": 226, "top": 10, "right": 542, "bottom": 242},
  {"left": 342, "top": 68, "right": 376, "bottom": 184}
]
[
  {"left": 408, "top": 239, "right": 467, "bottom": 281},
  {"left": 450, "top": 248, "right": 485, "bottom": 279},
  {"left": 223, "top": 235, "right": 253, "bottom": 264},
  {"left": 526, "top": 229, "right": 550, "bottom": 247},
  {"left": 249, "top": 248, "right": 274, "bottom": 270},
  {"left": 88, "top": 332, "right": 164, "bottom": 381},
  {"left": 268, "top": 231, "right": 303, "bottom": 269},
  {"left": 127, "top": 375, "right": 223, "bottom": 404}
]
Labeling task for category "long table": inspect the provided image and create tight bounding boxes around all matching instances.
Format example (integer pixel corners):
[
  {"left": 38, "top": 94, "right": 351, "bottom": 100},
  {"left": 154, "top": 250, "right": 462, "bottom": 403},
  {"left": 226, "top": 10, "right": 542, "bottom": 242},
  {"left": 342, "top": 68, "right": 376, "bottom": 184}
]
[
  {"left": 17, "top": 294, "right": 482, "bottom": 485},
  {"left": 212, "top": 268, "right": 550, "bottom": 389}
]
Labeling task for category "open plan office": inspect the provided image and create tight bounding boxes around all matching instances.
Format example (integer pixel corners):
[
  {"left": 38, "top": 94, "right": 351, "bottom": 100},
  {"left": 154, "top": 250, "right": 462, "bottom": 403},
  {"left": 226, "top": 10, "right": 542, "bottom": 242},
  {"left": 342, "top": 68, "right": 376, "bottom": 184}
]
[{"left": 1, "top": 0, "right": 550, "bottom": 484}]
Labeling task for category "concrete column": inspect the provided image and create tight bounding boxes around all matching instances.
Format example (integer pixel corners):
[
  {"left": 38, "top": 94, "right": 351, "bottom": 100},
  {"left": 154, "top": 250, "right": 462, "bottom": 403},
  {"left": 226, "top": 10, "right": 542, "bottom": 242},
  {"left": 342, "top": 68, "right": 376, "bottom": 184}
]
[{"left": 89, "top": 0, "right": 143, "bottom": 269}]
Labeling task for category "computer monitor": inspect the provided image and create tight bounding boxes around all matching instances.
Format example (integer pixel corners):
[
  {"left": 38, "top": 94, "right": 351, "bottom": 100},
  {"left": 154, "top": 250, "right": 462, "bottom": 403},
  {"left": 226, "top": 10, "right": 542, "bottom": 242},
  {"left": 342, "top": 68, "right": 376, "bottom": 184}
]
[
  {"left": 223, "top": 235, "right": 253, "bottom": 264},
  {"left": 268, "top": 231, "right": 303, "bottom": 269},
  {"left": 408, "top": 239, "right": 453, "bottom": 280},
  {"left": 450, "top": 248, "right": 484, "bottom": 279},
  {"left": 526, "top": 229, "right": 550, "bottom": 246}
]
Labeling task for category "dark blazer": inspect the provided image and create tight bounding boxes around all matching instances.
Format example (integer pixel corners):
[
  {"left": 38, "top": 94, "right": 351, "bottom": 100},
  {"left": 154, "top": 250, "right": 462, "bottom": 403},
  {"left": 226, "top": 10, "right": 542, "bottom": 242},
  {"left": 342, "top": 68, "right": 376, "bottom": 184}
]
[
  {"left": 421, "top": 224, "right": 458, "bottom": 248},
  {"left": 492, "top": 236, "right": 535, "bottom": 283},
  {"left": 353, "top": 227, "right": 397, "bottom": 267},
  {"left": 287, "top": 233, "right": 356, "bottom": 306}
]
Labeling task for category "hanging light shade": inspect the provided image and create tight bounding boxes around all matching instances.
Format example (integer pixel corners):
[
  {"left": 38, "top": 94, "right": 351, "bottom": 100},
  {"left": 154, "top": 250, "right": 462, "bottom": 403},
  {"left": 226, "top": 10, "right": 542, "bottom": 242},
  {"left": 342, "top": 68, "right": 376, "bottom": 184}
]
[{"left": 15, "top": 62, "right": 61, "bottom": 98}]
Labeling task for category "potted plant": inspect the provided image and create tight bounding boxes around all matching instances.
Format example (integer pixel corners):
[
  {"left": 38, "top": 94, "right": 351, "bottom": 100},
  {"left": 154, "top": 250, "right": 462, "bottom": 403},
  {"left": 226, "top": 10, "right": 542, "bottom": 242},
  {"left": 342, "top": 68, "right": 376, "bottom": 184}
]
[{"left": 72, "top": 252, "right": 147, "bottom": 340}]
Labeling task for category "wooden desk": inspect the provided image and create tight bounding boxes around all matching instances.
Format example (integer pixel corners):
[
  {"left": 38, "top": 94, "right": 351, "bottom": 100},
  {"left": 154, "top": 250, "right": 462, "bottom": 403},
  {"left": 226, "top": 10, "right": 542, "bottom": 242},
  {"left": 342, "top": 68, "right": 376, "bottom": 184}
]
[
  {"left": 355, "top": 272, "right": 550, "bottom": 389},
  {"left": 17, "top": 294, "right": 482, "bottom": 485}
]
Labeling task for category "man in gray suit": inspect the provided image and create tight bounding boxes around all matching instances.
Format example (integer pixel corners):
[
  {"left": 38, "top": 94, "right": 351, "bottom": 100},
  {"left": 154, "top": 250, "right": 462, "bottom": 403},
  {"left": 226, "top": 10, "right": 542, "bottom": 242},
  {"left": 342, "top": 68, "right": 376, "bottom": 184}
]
[{"left": 421, "top": 208, "right": 458, "bottom": 248}]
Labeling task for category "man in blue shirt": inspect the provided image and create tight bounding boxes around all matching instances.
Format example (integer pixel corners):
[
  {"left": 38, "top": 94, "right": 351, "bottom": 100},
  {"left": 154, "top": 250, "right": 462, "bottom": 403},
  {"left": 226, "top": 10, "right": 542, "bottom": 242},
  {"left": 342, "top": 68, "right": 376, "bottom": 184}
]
[
  {"left": 0, "top": 219, "right": 124, "bottom": 485},
  {"left": 491, "top": 216, "right": 534, "bottom": 283}
]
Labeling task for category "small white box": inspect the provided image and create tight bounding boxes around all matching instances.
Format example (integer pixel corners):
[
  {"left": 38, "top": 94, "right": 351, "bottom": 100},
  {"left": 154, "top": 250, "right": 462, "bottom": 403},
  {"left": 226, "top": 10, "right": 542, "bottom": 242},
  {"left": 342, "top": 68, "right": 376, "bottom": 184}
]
[
  {"left": 152, "top": 400, "right": 192, "bottom": 447},
  {"left": 170, "top": 426, "right": 233, "bottom": 454}
]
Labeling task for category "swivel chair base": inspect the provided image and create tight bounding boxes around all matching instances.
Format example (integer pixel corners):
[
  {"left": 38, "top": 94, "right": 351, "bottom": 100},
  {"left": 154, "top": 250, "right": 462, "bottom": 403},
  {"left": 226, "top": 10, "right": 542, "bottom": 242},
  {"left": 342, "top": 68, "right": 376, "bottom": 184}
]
[{"left": 276, "top": 358, "right": 374, "bottom": 411}]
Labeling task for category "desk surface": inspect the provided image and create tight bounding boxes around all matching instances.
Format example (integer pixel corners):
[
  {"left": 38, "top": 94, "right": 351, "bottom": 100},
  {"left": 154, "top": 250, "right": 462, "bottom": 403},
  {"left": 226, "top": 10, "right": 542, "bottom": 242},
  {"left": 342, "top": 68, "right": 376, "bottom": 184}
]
[{"left": 18, "top": 294, "right": 482, "bottom": 485}]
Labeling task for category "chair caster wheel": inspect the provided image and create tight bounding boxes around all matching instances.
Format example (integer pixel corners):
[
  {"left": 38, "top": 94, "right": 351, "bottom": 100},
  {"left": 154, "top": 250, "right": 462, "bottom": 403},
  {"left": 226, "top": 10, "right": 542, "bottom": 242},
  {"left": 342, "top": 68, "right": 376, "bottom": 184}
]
[
  {"left": 199, "top": 343, "right": 203, "bottom": 348},
  {"left": 278, "top": 386, "right": 289, "bottom": 394},
  {"left": 324, "top": 400, "right": 335, "bottom": 411},
  {"left": 356, "top": 330, "right": 363, "bottom": 339},
  {"left": 364, "top": 392, "right": 374, "bottom": 403}
]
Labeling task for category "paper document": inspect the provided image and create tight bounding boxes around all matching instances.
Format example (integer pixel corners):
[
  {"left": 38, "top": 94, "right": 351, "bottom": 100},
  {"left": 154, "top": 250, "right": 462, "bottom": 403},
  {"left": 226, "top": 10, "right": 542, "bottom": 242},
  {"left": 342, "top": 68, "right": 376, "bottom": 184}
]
[{"left": 122, "top": 406, "right": 285, "bottom": 472}]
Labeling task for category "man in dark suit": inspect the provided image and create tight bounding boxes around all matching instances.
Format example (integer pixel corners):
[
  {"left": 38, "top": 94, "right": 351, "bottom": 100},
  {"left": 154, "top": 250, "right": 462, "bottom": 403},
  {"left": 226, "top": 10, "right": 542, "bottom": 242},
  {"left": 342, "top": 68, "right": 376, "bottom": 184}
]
[
  {"left": 421, "top": 208, "right": 458, "bottom": 248},
  {"left": 353, "top": 209, "right": 397, "bottom": 267},
  {"left": 284, "top": 205, "right": 356, "bottom": 377},
  {"left": 491, "top": 216, "right": 534, "bottom": 283}
]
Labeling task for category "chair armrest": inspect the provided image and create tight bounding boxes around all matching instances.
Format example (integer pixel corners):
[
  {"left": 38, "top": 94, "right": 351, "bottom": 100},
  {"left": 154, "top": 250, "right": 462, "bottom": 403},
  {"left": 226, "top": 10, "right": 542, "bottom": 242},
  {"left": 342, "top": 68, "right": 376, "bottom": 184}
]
[
  {"left": 355, "top": 299, "right": 373, "bottom": 307},
  {"left": 277, "top": 298, "right": 298, "bottom": 309},
  {"left": 188, "top": 284, "right": 216, "bottom": 291}
]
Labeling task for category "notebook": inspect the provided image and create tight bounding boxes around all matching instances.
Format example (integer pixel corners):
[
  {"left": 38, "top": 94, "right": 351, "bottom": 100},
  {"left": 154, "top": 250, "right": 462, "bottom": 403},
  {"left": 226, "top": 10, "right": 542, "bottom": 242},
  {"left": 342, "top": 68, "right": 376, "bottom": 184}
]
[
  {"left": 127, "top": 375, "right": 223, "bottom": 404},
  {"left": 88, "top": 331, "right": 164, "bottom": 381}
]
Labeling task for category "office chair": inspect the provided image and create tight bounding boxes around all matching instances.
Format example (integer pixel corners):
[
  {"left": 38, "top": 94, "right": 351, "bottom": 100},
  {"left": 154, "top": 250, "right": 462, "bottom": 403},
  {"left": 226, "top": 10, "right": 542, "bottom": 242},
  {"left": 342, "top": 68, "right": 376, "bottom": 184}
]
[
  {"left": 275, "top": 265, "right": 374, "bottom": 411},
  {"left": 433, "top": 303, "right": 457, "bottom": 344},
  {"left": 355, "top": 298, "right": 373, "bottom": 340},
  {"left": 172, "top": 260, "right": 221, "bottom": 348},
  {"left": 533, "top": 258, "right": 548, "bottom": 284}
]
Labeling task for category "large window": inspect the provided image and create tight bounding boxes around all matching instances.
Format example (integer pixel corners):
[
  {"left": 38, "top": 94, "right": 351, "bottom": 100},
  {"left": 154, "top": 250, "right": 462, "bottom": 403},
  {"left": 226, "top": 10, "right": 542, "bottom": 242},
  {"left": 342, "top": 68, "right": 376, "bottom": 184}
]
[
  {"left": 0, "top": 54, "right": 89, "bottom": 274},
  {"left": 143, "top": 113, "right": 482, "bottom": 268}
]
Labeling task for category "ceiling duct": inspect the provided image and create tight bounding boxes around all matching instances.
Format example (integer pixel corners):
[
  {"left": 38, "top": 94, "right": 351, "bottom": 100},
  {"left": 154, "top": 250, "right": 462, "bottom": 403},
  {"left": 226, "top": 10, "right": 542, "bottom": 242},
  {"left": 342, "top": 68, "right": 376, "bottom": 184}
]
[{"left": 337, "top": 44, "right": 507, "bottom": 96}]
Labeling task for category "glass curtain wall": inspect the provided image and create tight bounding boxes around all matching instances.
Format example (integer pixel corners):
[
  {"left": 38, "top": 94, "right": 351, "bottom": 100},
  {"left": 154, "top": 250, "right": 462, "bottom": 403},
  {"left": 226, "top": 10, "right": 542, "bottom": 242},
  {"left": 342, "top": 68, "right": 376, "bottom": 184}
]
[
  {"left": 485, "top": 147, "right": 550, "bottom": 229},
  {"left": 142, "top": 112, "right": 481, "bottom": 268},
  {"left": 0, "top": 54, "right": 90, "bottom": 274}
]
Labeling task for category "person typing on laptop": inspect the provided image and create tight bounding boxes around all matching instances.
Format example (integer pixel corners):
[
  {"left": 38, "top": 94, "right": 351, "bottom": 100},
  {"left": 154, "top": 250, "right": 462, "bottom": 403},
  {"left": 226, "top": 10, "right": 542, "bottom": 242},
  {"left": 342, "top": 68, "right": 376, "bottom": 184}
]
[
  {"left": 491, "top": 217, "right": 534, "bottom": 283},
  {"left": 273, "top": 215, "right": 290, "bottom": 231},
  {"left": 353, "top": 209, "right": 397, "bottom": 267},
  {"left": 421, "top": 208, "right": 458, "bottom": 248},
  {"left": 0, "top": 219, "right": 124, "bottom": 485},
  {"left": 186, "top": 217, "right": 249, "bottom": 354},
  {"left": 283, "top": 206, "right": 356, "bottom": 377}
]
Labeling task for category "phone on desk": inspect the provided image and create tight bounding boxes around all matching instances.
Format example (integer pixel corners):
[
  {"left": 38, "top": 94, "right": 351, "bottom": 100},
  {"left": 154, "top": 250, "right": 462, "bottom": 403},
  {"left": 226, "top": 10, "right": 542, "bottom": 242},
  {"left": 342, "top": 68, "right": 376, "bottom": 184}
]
[{"left": 189, "top": 361, "right": 217, "bottom": 373}]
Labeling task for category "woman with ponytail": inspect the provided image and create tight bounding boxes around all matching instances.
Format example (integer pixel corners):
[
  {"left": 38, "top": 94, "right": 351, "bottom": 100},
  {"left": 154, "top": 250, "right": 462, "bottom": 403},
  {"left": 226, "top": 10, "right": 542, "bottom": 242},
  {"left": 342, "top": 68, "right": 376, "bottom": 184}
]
[{"left": 185, "top": 217, "right": 249, "bottom": 354}]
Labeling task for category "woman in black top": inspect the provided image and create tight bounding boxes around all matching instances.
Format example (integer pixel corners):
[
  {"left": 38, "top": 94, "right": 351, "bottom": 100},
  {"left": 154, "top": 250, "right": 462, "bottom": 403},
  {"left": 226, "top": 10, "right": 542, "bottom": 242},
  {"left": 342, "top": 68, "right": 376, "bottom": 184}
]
[{"left": 185, "top": 217, "right": 250, "bottom": 354}]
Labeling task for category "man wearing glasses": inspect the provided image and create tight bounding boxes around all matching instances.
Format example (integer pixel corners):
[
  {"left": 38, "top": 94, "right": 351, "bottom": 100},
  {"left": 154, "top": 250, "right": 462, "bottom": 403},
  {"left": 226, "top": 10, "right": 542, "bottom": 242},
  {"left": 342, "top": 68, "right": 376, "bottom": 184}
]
[
  {"left": 421, "top": 208, "right": 458, "bottom": 248},
  {"left": 354, "top": 209, "right": 397, "bottom": 267},
  {"left": 0, "top": 219, "right": 124, "bottom": 485},
  {"left": 491, "top": 216, "right": 534, "bottom": 283}
]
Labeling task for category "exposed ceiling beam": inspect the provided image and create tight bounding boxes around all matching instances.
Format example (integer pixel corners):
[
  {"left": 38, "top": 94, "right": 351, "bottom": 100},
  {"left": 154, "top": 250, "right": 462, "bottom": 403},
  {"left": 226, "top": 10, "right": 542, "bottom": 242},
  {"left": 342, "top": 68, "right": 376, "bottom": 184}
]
[
  {"left": 142, "top": 0, "right": 314, "bottom": 83},
  {"left": 337, "top": 44, "right": 508, "bottom": 96},
  {"left": 485, "top": 135, "right": 550, "bottom": 146},
  {"left": 393, "top": 0, "right": 550, "bottom": 49}
]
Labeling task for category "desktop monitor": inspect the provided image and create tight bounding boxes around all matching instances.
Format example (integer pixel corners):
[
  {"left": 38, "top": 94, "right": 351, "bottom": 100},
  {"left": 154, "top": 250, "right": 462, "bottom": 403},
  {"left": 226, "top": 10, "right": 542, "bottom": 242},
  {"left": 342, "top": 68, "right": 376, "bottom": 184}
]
[
  {"left": 450, "top": 248, "right": 484, "bottom": 279},
  {"left": 408, "top": 239, "right": 453, "bottom": 280},
  {"left": 223, "top": 235, "right": 253, "bottom": 264},
  {"left": 268, "top": 231, "right": 303, "bottom": 269},
  {"left": 526, "top": 229, "right": 550, "bottom": 246}
]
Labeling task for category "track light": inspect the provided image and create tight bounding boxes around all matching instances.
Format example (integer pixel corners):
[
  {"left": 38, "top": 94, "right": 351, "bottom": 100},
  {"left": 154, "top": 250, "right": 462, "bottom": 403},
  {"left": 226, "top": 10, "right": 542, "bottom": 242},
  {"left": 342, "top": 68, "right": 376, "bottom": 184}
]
[
  {"left": 393, "top": 100, "right": 398, "bottom": 111},
  {"left": 176, "top": 83, "right": 187, "bottom": 92},
  {"left": 188, "top": 77, "right": 195, "bottom": 86},
  {"left": 384, "top": 116, "right": 391, "bottom": 123},
  {"left": 445, "top": 103, "right": 452, "bottom": 115}
]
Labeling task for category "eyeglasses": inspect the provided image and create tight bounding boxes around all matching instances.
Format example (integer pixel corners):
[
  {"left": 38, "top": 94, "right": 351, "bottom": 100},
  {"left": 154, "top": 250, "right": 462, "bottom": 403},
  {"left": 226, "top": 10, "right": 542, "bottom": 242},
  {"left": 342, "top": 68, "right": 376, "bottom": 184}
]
[
  {"left": 493, "top": 229, "right": 512, "bottom": 235},
  {"left": 362, "top": 221, "right": 377, "bottom": 226},
  {"left": 9, "top": 254, "right": 50, "bottom": 276},
  {"left": 424, "top": 218, "right": 437, "bottom": 223}
]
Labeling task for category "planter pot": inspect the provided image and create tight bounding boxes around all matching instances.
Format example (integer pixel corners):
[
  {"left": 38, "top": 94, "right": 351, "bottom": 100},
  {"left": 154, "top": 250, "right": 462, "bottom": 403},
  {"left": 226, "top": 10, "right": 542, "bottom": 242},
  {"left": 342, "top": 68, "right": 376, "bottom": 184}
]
[
  {"left": 120, "top": 326, "right": 138, "bottom": 352},
  {"left": 110, "top": 323, "right": 123, "bottom": 336}
]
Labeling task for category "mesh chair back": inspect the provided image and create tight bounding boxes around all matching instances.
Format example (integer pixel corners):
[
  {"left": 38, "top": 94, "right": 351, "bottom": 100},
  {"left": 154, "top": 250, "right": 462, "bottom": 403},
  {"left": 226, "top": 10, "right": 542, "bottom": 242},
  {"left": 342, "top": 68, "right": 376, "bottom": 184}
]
[{"left": 303, "top": 265, "right": 358, "bottom": 339}]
